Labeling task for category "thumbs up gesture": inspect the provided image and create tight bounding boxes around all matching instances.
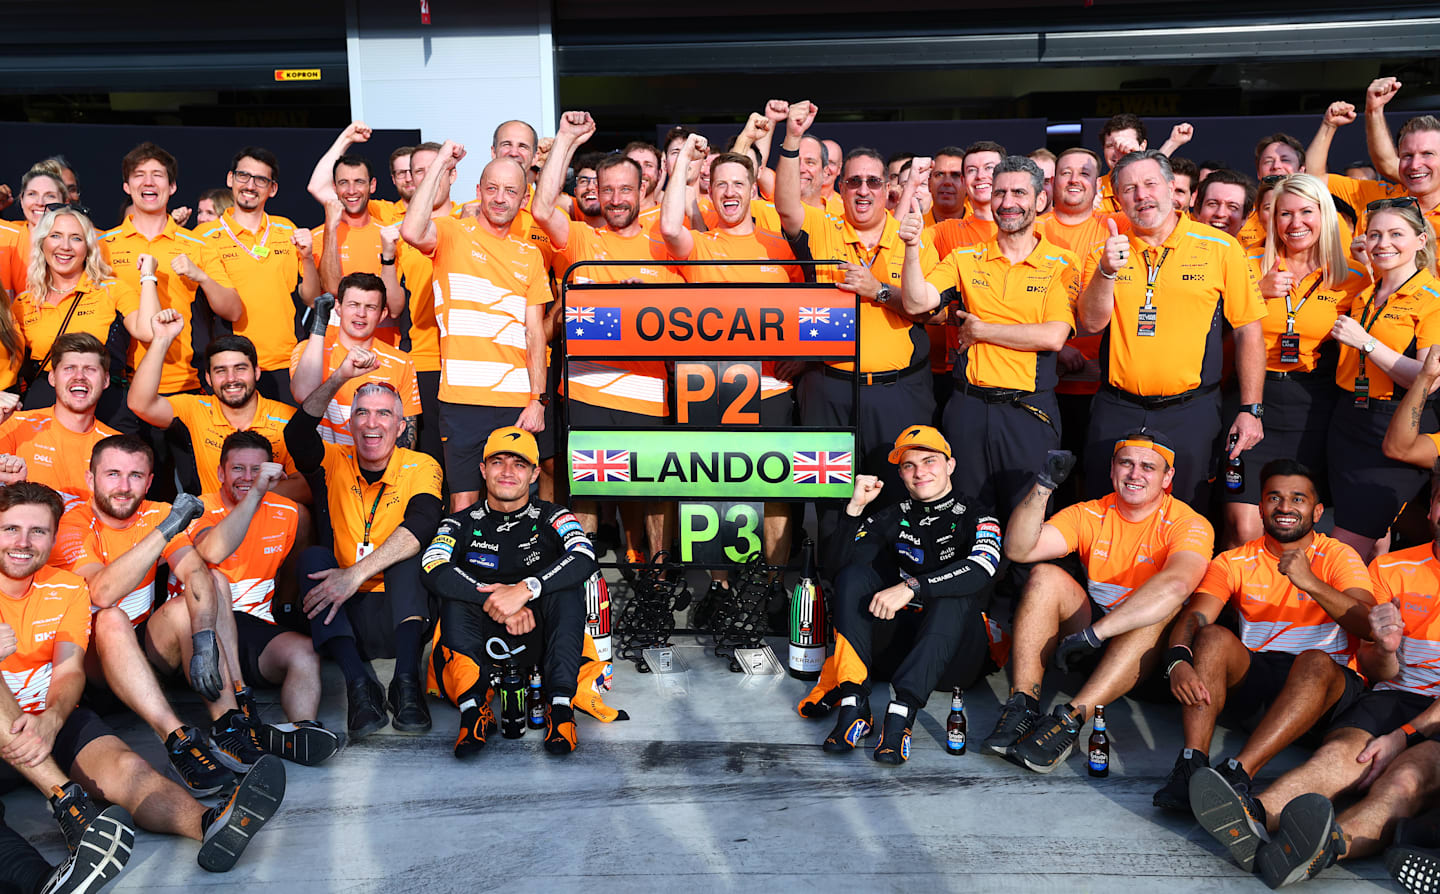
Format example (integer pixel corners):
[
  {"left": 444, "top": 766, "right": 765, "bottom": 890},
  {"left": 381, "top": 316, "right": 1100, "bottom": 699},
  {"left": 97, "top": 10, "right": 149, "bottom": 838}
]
[
  {"left": 898, "top": 196, "right": 924, "bottom": 247},
  {"left": 1100, "top": 218, "right": 1129, "bottom": 276},
  {"left": 1260, "top": 258, "right": 1294, "bottom": 300}
]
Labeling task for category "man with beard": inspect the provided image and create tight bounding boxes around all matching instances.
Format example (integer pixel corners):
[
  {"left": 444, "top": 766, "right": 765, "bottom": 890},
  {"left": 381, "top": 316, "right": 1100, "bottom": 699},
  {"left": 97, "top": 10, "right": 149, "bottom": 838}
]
[
  {"left": 985, "top": 429, "right": 1213, "bottom": 773},
  {"left": 0, "top": 481, "right": 286, "bottom": 874},
  {"left": 0, "top": 334, "right": 119, "bottom": 509},
  {"left": 289, "top": 272, "right": 420, "bottom": 449},
  {"left": 900, "top": 156, "right": 1078, "bottom": 522},
  {"left": 195, "top": 148, "right": 322, "bottom": 402},
  {"left": 533, "top": 112, "right": 680, "bottom": 565},
  {"left": 571, "top": 153, "right": 605, "bottom": 228},
  {"left": 53, "top": 436, "right": 269, "bottom": 789},
  {"left": 1188, "top": 471, "right": 1440, "bottom": 888},
  {"left": 129, "top": 323, "right": 309, "bottom": 504},
  {"left": 1152, "top": 460, "right": 1373, "bottom": 815},
  {"left": 1077, "top": 149, "right": 1265, "bottom": 511},
  {"left": 774, "top": 101, "right": 938, "bottom": 571},
  {"left": 402, "top": 145, "right": 550, "bottom": 513},
  {"left": 388, "top": 146, "right": 415, "bottom": 209}
]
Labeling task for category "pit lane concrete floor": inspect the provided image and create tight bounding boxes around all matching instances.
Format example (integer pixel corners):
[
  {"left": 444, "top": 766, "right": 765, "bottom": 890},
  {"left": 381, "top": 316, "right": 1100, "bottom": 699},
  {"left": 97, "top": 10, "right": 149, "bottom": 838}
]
[{"left": 3, "top": 600, "right": 1399, "bottom": 892}]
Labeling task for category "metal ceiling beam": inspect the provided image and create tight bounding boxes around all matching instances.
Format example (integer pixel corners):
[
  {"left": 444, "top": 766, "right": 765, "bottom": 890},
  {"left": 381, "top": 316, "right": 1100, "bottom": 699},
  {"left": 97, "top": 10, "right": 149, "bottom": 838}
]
[{"left": 555, "top": 16, "right": 1440, "bottom": 76}]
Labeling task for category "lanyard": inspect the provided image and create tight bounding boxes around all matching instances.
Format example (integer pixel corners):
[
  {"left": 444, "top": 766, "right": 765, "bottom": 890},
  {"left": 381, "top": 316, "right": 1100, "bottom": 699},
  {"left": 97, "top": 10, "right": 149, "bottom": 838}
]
[
  {"left": 1141, "top": 247, "right": 1172, "bottom": 309},
  {"left": 1284, "top": 276, "right": 1323, "bottom": 333},
  {"left": 219, "top": 213, "right": 272, "bottom": 261},
  {"left": 1356, "top": 284, "right": 1389, "bottom": 379},
  {"left": 361, "top": 482, "right": 387, "bottom": 546}
]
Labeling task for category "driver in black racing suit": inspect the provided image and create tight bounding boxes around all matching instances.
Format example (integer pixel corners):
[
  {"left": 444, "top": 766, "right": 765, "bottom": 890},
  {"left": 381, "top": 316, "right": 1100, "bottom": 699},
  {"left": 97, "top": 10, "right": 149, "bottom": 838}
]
[
  {"left": 420, "top": 427, "right": 599, "bottom": 756},
  {"left": 806, "top": 424, "right": 1002, "bottom": 765}
]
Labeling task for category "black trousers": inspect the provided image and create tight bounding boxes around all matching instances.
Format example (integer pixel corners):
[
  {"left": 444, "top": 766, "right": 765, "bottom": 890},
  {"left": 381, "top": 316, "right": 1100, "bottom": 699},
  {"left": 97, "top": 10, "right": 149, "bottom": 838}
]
[
  {"left": 298, "top": 546, "right": 428, "bottom": 660},
  {"left": 437, "top": 584, "right": 586, "bottom": 700},
  {"left": 1083, "top": 387, "right": 1221, "bottom": 510},
  {"left": 0, "top": 818, "right": 50, "bottom": 894},
  {"left": 943, "top": 388, "right": 1060, "bottom": 524},
  {"left": 831, "top": 562, "right": 988, "bottom": 709}
]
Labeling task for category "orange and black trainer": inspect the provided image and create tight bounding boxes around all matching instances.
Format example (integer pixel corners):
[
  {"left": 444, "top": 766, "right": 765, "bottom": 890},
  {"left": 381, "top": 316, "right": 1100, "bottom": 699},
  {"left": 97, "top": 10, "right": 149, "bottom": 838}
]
[
  {"left": 544, "top": 702, "right": 578, "bottom": 755},
  {"left": 454, "top": 696, "right": 497, "bottom": 759},
  {"left": 49, "top": 783, "right": 103, "bottom": 854},
  {"left": 822, "top": 698, "right": 872, "bottom": 753},
  {"left": 197, "top": 754, "right": 285, "bottom": 873}
]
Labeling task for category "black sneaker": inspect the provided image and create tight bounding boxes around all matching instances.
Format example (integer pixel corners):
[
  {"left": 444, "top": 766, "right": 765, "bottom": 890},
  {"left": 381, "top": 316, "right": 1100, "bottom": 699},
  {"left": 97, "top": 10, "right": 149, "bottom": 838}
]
[
  {"left": 49, "top": 784, "right": 102, "bottom": 854},
  {"left": 1153, "top": 748, "right": 1209, "bottom": 812},
  {"left": 165, "top": 726, "right": 234, "bottom": 796},
  {"left": 346, "top": 676, "right": 389, "bottom": 741},
  {"left": 1256, "top": 793, "right": 1345, "bottom": 888},
  {"left": 544, "top": 703, "right": 578, "bottom": 755},
  {"left": 388, "top": 673, "right": 432, "bottom": 733},
  {"left": 209, "top": 710, "right": 266, "bottom": 773},
  {"left": 1190, "top": 766, "right": 1270, "bottom": 872},
  {"left": 1012, "top": 704, "right": 1081, "bottom": 774},
  {"left": 197, "top": 754, "right": 286, "bottom": 873},
  {"left": 39, "top": 805, "right": 134, "bottom": 894},
  {"left": 454, "top": 696, "right": 496, "bottom": 759},
  {"left": 982, "top": 692, "right": 1039, "bottom": 757},
  {"left": 259, "top": 721, "right": 342, "bottom": 766},
  {"left": 821, "top": 698, "right": 873, "bottom": 753},
  {"left": 1387, "top": 809, "right": 1440, "bottom": 894},
  {"left": 871, "top": 703, "right": 914, "bottom": 765}
]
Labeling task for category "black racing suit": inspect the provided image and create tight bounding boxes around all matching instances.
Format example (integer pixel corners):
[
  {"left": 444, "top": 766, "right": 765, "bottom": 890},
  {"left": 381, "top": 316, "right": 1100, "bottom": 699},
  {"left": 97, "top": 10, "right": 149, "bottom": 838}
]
[
  {"left": 420, "top": 499, "right": 598, "bottom": 701},
  {"left": 832, "top": 491, "right": 1001, "bottom": 707}
]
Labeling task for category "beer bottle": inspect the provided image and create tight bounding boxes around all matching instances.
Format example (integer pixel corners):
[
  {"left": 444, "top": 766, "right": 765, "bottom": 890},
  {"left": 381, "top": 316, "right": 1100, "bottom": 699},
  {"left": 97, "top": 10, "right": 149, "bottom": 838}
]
[
  {"left": 1224, "top": 433, "right": 1244, "bottom": 493},
  {"left": 788, "top": 539, "right": 827, "bottom": 680},
  {"left": 500, "top": 662, "right": 526, "bottom": 739},
  {"left": 945, "top": 687, "right": 966, "bottom": 755},
  {"left": 526, "top": 665, "right": 545, "bottom": 729},
  {"left": 1088, "top": 704, "right": 1110, "bottom": 777}
]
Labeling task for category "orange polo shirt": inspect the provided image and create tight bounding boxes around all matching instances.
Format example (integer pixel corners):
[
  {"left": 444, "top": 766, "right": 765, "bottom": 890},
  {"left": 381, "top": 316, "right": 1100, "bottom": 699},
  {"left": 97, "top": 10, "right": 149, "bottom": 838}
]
[
  {"left": 169, "top": 394, "right": 299, "bottom": 494},
  {"left": 320, "top": 443, "right": 442, "bottom": 593},
  {"left": 313, "top": 216, "right": 401, "bottom": 346},
  {"left": 14, "top": 275, "right": 138, "bottom": 370},
  {"left": 0, "top": 220, "right": 25, "bottom": 296},
  {"left": 1041, "top": 211, "right": 1132, "bottom": 396},
  {"left": 1247, "top": 254, "right": 1369, "bottom": 373},
  {"left": 195, "top": 209, "right": 304, "bottom": 371},
  {"left": 1334, "top": 268, "right": 1440, "bottom": 400},
  {"left": 101, "top": 215, "right": 233, "bottom": 392},
  {"left": 924, "top": 235, "right": 1079, "bottom": 392},
  {"left": 1085, "top": 214, "right": 1264, "bottom": 396}
]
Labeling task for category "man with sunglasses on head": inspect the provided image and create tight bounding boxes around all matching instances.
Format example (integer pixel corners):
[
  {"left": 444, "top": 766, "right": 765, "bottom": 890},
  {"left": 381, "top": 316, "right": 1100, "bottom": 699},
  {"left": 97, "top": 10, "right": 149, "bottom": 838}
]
[
  {"left": 194, "top": 148, "right": 323, "bottom": 404},
  {"left": 775, "top": 100, "right": 939, "bottom": 571}
]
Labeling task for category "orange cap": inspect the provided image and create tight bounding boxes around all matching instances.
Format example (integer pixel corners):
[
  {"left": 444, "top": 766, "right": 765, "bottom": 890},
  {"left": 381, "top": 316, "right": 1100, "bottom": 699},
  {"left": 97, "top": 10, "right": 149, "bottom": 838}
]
[
  {"left": 482, "top": 426, "right": 539, "bottom": 465},
  {"left": 888, "top": 424, "right": 952, "bottom": 464}
]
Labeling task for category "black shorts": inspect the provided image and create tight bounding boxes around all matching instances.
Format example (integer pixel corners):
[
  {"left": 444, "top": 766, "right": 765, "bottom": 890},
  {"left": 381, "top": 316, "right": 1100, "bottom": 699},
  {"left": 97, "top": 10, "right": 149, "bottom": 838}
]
[
  {"left": 0, "top": 707, "right": 115, "bottom": 794},
  {"left": 235, "top": 611, "right": 290, "bottom": 688},
  {"left": 1328, "top": 688, "right": 1435, "bottom": 737},
  {"left": 1223, "top": 650, "right": 1365, "bottom": 735},
  {"left": 439, "top": 401, "right": 556, "bottom": 493}
]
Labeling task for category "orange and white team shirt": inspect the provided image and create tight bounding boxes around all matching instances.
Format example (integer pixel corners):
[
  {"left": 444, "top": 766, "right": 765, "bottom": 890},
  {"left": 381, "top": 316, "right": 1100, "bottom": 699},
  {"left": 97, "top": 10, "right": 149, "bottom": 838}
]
[
  {"left": 426, "top": 216, "right": 550, "bottom": 408},
  {"left": 179, "top": 492, "right": 298, "bottom": 624},
  {"left": 678, "top": 228, "right": 803, "bottom": 399},
  {"left": 564, "top": 221, "right": 680, "bottom": 417},
  {"left": 0, "top": 566, "right": 91, "bottom": 714},
  {"left": 1198, "top": 534, "right": 1372, "bottom": 663},
  {"left": 1046, "top": 492, "right": 1214, "bottom": 611},
  {"left": 54, "top": 501, "right": 193, "bottom": 624},
  {"left": 0, "top": 410, "right": 119, "bottom": 510},
  {"left": 287, "top": 336, "right": 420, "bottom": 444},
  {"left": 1369, "top": 544, "right": 1440, "bottom": 696}
]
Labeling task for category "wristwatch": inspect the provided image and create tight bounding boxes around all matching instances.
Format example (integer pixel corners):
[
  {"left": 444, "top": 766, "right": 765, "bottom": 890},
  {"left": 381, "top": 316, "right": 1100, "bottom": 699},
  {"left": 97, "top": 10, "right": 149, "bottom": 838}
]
[
  {"left": 529, "top": 391, "right": 550, "bottom": 406},
  {"left": 523, "top": 576, "right": 542, "bottom": 601},
  {"left": 875, "top": 285, "right": 893, "bottom": 306},
  {"left": 1240, "top": 403, "right": 1265, "bottom": 419},
  {"left": 1361, "top": 337, "right": 1378, "bottom": 355},
  {"left": 379, "top": 255, "right": 396, "bottom": 266}
]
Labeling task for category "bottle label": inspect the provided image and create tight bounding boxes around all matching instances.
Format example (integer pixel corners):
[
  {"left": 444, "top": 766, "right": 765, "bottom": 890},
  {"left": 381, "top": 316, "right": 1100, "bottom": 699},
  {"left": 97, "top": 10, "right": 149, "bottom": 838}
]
[
  {"left": 788, "top": 643, "right": 825, "bottom": 673},
  {"left": 1224, "top": 468, "right": 1243, "bottom": 491},
  {"left": 948, "top": 729, "right": 966, "bottom": 748},
  {"left": 1088, "top": 749, "right": 1109, "bottom": 770}
]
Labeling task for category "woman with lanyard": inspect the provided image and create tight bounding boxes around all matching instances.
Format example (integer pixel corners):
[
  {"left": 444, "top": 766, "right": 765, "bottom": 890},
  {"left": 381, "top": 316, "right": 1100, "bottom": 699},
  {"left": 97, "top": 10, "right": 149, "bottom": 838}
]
[
  {"left": 14, "top": 206, "right": 159, "bottom": 417},
  {"left": 1220, "top": 174, "right": 1368, "bottom": 546},
  {"left": 1328, "top": 197, "right": 1440, "bottom": 561}
]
